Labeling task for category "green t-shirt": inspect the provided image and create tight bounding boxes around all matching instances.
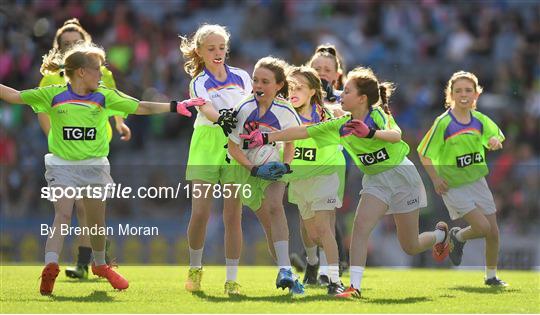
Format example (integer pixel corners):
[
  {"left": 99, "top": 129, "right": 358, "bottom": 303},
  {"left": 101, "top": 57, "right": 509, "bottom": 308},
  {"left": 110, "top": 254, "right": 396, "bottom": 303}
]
[
  {"left": 289, "top": 104, "right": 345, "bottom": 180},
  {"left": 417, "top": 109, "right": 505, "bottom": 187},
  {"left": 307, "top": 106, "right": 410, "bottom": 175},
  {"left": 20, "top": 84, "right": 139, "bottom": 160},
  {"left": 39, "top": 66, "right": 119, "bottom": 141}
]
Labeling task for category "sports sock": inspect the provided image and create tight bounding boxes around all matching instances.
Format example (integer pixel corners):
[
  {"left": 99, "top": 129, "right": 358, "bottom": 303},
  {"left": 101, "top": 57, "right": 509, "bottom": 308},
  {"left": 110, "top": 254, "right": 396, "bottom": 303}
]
[
  {"left": 319, "top": 249, "right": 328, "bottom": 275},
  {"left": 305, "top": 246, "right": 318, "bottom": 266},
  {"left": 486, "top": 267, "right": 496, "bottom": 279},
  {"left": 93, "top": 250, "right": 106, "bottom": 266},
  {"left": 350, "top": 265, "right": 365, "bottom": 290},
  {"left": 226, "top": 258, "right": 239, "bottom": 281},
  {"left": 274, "top": 241, "right": 291, "bottom": 270},
  {"left": 456, "top": 230, "right": 466, "bottom": 242},
  {"left": 189, "top": 247, "right": 203, "bottom": 268},
  {"left": 434, "top": 229, "right": 445, "bottom": 243},
  {"left": 77, "top": 246, "right": 92, "bottom": 265},
  {"left": 328, "top": 264, "right": 340, "bottom": 284},
  {"left": 45, "top": 252, "right": 59, "bottom": 265}
]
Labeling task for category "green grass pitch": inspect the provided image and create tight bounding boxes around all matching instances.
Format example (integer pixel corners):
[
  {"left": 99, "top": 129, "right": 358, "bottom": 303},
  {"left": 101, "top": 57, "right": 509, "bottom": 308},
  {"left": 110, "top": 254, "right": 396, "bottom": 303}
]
[{"left": 1, "top": 266, "right": 538, "bottom": 313}]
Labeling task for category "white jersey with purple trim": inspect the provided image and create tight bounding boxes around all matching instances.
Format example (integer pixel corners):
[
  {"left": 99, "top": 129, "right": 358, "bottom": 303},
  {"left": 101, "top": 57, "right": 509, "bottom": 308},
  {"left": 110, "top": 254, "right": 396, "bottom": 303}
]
[
  {"left": 189, "top": 65, "right": 252, "bottom": 127},
  {"left": 229, "top": 95, "right": 301, "bottom": 153}
]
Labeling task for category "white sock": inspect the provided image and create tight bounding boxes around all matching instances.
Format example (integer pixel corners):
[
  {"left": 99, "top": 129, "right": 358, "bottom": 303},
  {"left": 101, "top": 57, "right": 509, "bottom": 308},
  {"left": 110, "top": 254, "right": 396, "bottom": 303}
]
[
  {"left": 226, "top": 258, "right": 239, "bottom": 281},
  {"left": 350, "top": 265, "right": 365, "bottom": 290},
  {"left": 456, "top": 230, "right": 465, "bottom": 242},
  {"left": 305, "top": 246, "right": 318, "bottom": 266},
  {"left": 274, "top": 241, "right": 291, "bottom": 270},
  {"left": 486, "top": 268, "right": 497, "bottom": 279},
  {"left": 319, "top": 249, "right": 328, "bottom": 275},
  {"left": 328, "top": 264, "right": 340, "bottom": 284},
  {"left": 93, "top": 250, "right": 106, "bottom": 266},
  {"left": 434, "top": 229, "right": 445, "bottom": 243},
  {"left": 189, "top": 247, "right": 203, "bottom": 268},
  {"left": 44, "top": 252, "right": 59, "bottom": 265}
]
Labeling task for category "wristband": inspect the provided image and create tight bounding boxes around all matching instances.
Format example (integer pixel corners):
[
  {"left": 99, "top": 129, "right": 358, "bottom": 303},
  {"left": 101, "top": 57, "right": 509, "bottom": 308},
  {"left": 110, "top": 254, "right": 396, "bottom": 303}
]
[{"left": 170, "top": 101, "right": 177, "bottom": 113}]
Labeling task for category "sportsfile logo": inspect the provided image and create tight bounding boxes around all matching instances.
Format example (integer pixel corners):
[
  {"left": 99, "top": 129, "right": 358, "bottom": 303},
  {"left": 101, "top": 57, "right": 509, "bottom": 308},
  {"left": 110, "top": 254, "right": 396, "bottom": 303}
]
[
  {"left": 63, "top": 127, "right": 97, "bottom": 140},
  {"left": 456, "top": 152, "right": 483, "bottom": 168},
  {"left": 357, "top": 148, "right": 390, "bottom": 166}
]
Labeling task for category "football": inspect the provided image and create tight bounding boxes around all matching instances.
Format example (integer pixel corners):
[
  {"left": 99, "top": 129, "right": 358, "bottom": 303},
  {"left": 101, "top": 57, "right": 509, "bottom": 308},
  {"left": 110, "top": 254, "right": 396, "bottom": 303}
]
[{"left": 245, "top": 144, "right": 281, "bottom": 166}]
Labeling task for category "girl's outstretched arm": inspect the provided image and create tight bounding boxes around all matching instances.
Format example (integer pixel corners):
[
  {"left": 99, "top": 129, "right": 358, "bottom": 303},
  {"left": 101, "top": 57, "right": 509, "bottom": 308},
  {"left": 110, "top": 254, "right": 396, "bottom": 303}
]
[{"left": 0, "top": 84, "right": 24, "bottom": 104}]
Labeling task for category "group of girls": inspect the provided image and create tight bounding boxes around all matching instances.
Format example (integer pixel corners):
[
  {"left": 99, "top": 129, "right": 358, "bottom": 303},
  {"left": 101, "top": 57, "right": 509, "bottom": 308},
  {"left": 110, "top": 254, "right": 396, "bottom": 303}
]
[
  {"left": 0, "top": 21, "right": 506, "bottom": 297},
  {"left": 180, "top": 24, "right": 507, "bottom": 298}
]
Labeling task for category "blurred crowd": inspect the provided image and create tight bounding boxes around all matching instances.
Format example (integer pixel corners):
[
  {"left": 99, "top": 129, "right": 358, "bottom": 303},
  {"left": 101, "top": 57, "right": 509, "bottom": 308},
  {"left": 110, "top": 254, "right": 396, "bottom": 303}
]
[{"left": 1, "top": 0, "right": 539, "bottom": 263}]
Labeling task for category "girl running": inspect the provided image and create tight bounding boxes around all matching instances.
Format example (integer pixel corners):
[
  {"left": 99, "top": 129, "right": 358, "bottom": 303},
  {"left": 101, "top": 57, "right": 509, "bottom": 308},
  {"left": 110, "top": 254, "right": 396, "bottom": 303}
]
[
  {"left": 241, "top": 66, "right": 450, "bottom": 298},
  {"left": 180, "top": 24, "right": 252, "bottom": 295},
  {"left": 228, "top": 56, "right": 304, "bottom": 295},
  {"left": 0, "top": 42, "right": 204, "bottom": 295},
  {"left": 38, "top": 17, "right": 129, "bottom": 280},
  {"left": 285, "top": 66, "right": 347, "bottom": 296},
  {"left": 418, "top": 71, "right": 507, "bottom": 286}
]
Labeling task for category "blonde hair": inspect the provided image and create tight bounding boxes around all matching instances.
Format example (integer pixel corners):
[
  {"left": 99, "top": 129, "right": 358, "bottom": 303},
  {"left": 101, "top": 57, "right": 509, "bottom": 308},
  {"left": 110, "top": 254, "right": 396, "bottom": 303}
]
[
  {"left": 40, "top": 18, "right": 93, "bottom": 77},
  {"left": 255, "top": 56, "right": 290, "bottom": 99},
  {"left": 180, "top": 24, "right": 230, "bottom": 77},
  {"left": 40, "top": 42, "right": 105, "bottom": 80},
  {"left": 444, "top": 71, "right": 483, "bottom": 109},
  {"left": 347, "top": 67, "right": 395, "bottom": 115}
]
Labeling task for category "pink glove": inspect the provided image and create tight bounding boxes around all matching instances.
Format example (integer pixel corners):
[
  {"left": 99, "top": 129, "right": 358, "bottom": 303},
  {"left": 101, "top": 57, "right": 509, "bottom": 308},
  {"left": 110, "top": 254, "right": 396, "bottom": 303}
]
[
  {"left": 343, "top": 119, "right": 375, "bottom": 138},
  {"left": 175, "top": 97, "right": 206, "bottom": 117},
  {"left": 240, "top": 129, "right": 269, "bottom": 149}
]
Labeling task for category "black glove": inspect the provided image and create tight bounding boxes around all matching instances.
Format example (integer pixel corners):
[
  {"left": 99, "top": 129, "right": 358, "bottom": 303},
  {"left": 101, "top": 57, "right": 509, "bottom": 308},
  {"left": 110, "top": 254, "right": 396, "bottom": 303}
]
[
  {"left": 321, "top": 79, "right": 337, "bottom": 102},
  {"left": 214, "top": 109, "right": 238, "bottom": 136}
]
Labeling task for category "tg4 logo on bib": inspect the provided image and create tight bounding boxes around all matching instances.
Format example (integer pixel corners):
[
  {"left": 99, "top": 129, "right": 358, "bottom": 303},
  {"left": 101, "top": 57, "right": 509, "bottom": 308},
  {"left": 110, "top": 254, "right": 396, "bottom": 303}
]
[{"left": 63, "top": 127, "right": 97, "bottom": 140}]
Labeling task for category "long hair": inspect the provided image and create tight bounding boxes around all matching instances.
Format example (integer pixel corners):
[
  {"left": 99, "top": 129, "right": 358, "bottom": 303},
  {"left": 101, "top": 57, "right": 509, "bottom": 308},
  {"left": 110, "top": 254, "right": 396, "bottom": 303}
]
[
  {"left": 180, "top": 24, "right": 230, "bottom": 78},
  {"left": 40, "top": 18, "right": 93, "bottom": 76},
  {"left": 287, "top": 66, "right": 329, "bottom": 121},
  {"left": 41, "top": 42, "right": 106, "bottom": 81},
  {"left": 347, "top": 67, "right": 395, "bottom": 115}
]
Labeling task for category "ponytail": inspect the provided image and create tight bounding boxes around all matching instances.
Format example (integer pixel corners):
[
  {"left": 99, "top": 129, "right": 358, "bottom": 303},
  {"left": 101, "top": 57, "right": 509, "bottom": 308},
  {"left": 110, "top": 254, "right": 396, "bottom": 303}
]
[
  {"left": 379, "top": 82, "right": 395, "bottom": 115},
  {"left": 348, "top": 67, "right": 395, "bottom": 114},
  {"left": 40, "top": 48, "right": 63, "bottom": 76}
]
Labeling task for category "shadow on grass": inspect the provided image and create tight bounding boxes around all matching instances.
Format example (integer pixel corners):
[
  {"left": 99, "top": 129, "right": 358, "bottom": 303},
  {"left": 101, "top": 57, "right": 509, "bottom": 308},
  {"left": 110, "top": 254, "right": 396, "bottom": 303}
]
[
  {"left": 450, "top": 286, "right": 518, "bottom": 294},
  {"left": 58, "top": 278, "right": 104, "bottom": 284},
  {"left": 191, "top": 291, "right": 358, "bottom": 303},
  {"left": 48, "top": 290, "right": 116, "bottom": 302},
  {"left": 365, "top": 296, "right": 431, "bottom": 304}
]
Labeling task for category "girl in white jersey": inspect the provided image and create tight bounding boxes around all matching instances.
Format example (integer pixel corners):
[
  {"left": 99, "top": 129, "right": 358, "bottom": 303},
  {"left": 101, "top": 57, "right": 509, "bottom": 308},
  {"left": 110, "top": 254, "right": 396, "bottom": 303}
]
[
  {"left": 180, "top": 24, "right": 252, "bottom": 295},
  {"left": 228, "top": 56, "right": 304, "bottom": 295},
  {"left": 240, "top": 67, "right": 451, "bottom": 298}
]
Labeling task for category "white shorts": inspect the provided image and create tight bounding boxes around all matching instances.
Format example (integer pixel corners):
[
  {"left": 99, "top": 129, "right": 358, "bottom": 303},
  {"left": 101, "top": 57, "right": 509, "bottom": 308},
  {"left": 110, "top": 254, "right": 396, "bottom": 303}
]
[
  {"left": 289, "top": 172, "right": 342, "bottom": 220},
  {"left": 442, "top": 177, "right": 496, "bottom": 220},
  {"left": 360, "top": 158, "right": 427, "bottom": 215},
  {"left": 44, "top": 153, "right": 114, "bottom": 189}
]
